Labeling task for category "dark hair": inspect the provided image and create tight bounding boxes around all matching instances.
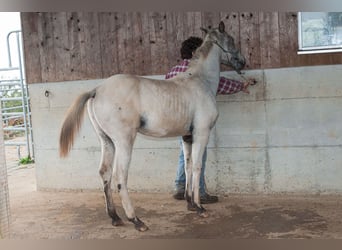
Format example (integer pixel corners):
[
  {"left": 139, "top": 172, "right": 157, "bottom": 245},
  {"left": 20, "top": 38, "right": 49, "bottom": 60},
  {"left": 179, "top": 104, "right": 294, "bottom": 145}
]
[{"left": 180, "top": 36, "right": 203, "bottom": 59}]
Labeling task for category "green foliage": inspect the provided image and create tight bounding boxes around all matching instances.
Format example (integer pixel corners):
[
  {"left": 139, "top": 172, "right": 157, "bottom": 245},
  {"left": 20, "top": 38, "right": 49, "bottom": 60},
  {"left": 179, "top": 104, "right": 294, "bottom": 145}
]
[
  {"left": 19, "top": 155, "right": 34, "bottom": 165},
  {"left": 1, "top": 87, "right": 23, "bottom": 113}
]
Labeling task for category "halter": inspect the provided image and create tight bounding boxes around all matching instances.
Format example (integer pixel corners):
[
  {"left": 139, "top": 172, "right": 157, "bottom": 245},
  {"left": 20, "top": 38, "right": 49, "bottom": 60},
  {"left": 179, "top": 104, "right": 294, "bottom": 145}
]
[
  {"left": 213, "top": 40, "right": 229, "bottom": 53},
  {"left": 213, "top": 39, "right": 246, "bottom": 77}
]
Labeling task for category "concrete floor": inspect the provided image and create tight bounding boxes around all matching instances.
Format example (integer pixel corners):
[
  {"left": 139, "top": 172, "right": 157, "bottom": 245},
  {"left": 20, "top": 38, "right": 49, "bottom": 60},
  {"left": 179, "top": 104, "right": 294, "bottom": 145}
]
[{"left": 7, "top": 165, "right": 342, "bottom": 239}]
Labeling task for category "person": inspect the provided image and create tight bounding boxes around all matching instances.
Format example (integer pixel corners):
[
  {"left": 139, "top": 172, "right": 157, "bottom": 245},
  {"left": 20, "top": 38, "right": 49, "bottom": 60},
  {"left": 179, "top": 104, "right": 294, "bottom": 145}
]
[{"left": 165, "top": 36, "right": 255, "bottom": 204}]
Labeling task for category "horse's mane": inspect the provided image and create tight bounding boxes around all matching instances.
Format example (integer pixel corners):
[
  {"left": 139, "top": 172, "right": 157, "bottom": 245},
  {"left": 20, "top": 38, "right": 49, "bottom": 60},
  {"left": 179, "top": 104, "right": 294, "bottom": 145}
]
[{"left": 188, "top": 32, "right": 216, "bottom": 70}]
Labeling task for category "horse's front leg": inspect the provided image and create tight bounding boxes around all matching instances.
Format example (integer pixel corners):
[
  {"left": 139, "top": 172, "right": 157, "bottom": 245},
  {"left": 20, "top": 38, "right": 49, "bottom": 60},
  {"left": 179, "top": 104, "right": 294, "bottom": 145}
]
[{"left": 191, "top": 132, "right": 210, "bottom": 218}]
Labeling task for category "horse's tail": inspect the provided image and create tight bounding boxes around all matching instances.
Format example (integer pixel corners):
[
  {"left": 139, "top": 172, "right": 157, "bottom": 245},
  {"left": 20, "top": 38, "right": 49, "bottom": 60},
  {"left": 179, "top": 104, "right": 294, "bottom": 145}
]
[{"left": 59, "top": 88, "right": 97, "bottom": 158}]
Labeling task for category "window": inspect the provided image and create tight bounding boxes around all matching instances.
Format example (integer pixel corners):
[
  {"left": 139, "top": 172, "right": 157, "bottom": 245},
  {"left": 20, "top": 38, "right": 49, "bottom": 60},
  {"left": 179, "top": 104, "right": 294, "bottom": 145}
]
[{"left": 298, "top": 12, "right": 342, "bottom": 54}]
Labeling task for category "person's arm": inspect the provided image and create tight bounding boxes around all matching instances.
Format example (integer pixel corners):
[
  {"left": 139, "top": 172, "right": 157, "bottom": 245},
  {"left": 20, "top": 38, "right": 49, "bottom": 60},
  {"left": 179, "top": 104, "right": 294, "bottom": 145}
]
[
  {"left": 217, "top": 77, "right": 250, "bottom": 95},
  {"left": 165, "top": 66, "right": 182, "bottom": 79}
]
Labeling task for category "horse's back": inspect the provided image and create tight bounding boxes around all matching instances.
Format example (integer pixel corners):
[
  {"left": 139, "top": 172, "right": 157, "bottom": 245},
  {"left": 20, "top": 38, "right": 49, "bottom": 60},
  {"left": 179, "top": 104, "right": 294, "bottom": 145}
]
[{"left": 92, "top": 73, "right": 216, "bottom": 138}]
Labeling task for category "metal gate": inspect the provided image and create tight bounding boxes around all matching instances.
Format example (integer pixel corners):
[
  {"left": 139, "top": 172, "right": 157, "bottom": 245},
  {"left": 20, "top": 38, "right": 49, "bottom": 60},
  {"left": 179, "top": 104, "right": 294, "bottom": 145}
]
[{"left": 0, "top": 30, "right": 34, "bottom": 170}]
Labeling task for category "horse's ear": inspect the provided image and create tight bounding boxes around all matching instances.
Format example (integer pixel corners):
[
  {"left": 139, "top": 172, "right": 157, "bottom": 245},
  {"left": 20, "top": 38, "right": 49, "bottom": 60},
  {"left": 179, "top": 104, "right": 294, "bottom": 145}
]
[
  {"left": 200, "top": 27, "right": 208, "bottom": 34},
  {"left": 218, "top": 21, "right": 225, "bottom": 33}
]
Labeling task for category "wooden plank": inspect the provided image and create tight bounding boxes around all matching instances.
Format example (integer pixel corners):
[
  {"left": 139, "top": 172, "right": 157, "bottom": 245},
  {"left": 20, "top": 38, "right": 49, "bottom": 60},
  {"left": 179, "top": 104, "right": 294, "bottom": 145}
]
[
  {"left": 124, "top": 12, "right": 136, "bottom": 74},
  {"left": 131, "top": 12, "right": 145, "bottom": 75},
  {"left": 75, "top": 12, "right": 102, "bottom": 80},
  {"left": 220, "top": 12, "right": 240, "bottom": 46},
  {"left": 175, "top": 12, "right": 187, "bottom": 43},
  {"left": 115, "top": 12, "right": 129, "bottom": 73},
  {"left": 329, "top": 52, "right": 342, "bottom": 64},
  {"left": 309, "top": 50, "right": 341, "bottom": 66},
  {"left": 149, "top": 12, "right": 168, "bottom": 74},
  {"left": 239, "top": 12, "right": 261, "bottom": 70},
  {"left": 98, "top": 12, "right": 120, "bottom": 78},
  {"left": 127, "top": 12, "right": 155, "bottom": 76},
  {"left": 201, "top": 12, "right": 221, "bottom": 30},
  {"left": 20, "top": 11, "right": 342, "bottom": 84},
  {"left": 52, "top": 12, "right": 72, "bottom": 82},
  {"left": 37, "top": 12, "right": 56, "bottom": 82},
  {"left": 186, "top": 11, "right": 202, "bottom": 37},
  {"left": 165, "top": 12, "right": 186, "bottom": 68},
  {"left": 165, "top": 12, "right": 179, "bottom": 71},
  {"left": 20, "top": 13, "right": 42, "bottom": 84},
  {"left": 139, "top": 12, "right": 153, "bottom": 75},
  {"left": 279, "top": 12, "right": 300, "bottom": 67},
  {"left": 66, "top": 12, "right": 83, "bottom": 81},
  {"left": 259, "top": 12, "right": 280, "bottom": 69}
]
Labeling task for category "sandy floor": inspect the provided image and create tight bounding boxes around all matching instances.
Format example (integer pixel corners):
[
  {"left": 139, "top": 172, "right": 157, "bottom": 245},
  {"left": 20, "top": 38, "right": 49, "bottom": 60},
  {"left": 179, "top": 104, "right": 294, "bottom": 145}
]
[{"left": 6, "top": 165, "right": 342, "bottom": 239}]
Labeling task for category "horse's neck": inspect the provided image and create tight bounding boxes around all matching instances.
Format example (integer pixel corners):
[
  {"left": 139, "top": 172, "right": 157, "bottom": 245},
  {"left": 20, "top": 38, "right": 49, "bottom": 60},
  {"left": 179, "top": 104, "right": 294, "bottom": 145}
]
[{"left": 191, "top": 45, "right": 221, "bottom": 95}]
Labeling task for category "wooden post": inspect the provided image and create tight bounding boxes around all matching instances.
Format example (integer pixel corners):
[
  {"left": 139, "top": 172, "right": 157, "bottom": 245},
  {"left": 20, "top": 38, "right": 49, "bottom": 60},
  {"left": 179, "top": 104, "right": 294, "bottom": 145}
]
[{"left": 0, "top": 107, "right": 10, "bottom": 238}]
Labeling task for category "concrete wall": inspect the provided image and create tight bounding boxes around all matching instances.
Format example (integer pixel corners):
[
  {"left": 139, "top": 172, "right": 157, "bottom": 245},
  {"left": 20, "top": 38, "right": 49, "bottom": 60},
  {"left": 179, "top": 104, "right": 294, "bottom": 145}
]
[
  {"left": 29, "top": 64, "right": 342, "bottom": 194},
  {"left": 0, "top": 108, "right": 10, "bottom": 238}
]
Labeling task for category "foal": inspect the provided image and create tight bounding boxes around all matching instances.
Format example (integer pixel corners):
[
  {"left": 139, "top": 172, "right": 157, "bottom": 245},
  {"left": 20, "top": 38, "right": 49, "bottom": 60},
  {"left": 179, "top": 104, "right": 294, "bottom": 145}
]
[{"left": 59, "top": 21, "right": 245, "bottom": 231}]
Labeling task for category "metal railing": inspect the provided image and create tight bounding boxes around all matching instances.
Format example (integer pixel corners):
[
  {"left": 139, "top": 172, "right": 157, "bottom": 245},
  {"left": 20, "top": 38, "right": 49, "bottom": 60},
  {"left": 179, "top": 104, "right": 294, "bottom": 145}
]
[{"left": 0, "top": 30, "right": 34, "bottom": 163}]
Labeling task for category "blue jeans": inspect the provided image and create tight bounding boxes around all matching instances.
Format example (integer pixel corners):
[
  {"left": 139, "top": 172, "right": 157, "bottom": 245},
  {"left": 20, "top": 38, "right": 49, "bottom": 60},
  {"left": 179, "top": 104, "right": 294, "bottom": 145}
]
[{"left": 175, "top": 138, "right": 207, "bottom": 196}]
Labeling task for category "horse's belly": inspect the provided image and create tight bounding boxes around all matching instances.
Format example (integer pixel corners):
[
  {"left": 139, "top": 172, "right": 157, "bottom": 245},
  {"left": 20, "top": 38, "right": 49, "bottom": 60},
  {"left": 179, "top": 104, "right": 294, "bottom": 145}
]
[
  {"left": 138, "top": 119, "right": 190, "bottom": 138},
  {"left": 138, "top": 126, "right": 189, "bottom": 138}
]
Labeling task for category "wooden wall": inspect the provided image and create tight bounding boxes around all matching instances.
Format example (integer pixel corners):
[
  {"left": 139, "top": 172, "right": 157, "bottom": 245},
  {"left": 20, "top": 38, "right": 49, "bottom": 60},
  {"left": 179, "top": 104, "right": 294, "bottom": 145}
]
[{"left": 21, "top": 12, "right": 342, "bottom": 84}]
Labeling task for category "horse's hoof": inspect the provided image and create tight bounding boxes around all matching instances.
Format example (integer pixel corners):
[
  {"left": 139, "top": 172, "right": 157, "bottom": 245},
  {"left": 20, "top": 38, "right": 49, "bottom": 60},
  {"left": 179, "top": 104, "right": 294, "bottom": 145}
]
[
  {"left": 112, "top": 218, "right": 124, "bottom": 227},
  {"left": 187, "top": 202, "right": 197, "bottom": 211},
  {"left": 135, "top": 223, "right": 149, "bottom": 232},
  {"left": 129, "top": 217, "right": 149, "bottom": 232},
  {"left": 198, "top": 210, "right": 209, "bottom": 218},
  {"left": 196, "top": 205, "right": 208, "bottom": 218}
]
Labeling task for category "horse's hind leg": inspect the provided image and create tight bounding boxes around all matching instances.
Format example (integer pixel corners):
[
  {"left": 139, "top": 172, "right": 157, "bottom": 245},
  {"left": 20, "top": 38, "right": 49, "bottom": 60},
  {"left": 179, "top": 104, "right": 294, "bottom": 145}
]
[
  {"left": 87, "top": 100, "right": 123, "bottom": 226},
  {"left": 99, "top": 134, "right": 124, "bottom": 226},
  {"left": 114, "top": 136, "right": 148, "bottom": 232}
]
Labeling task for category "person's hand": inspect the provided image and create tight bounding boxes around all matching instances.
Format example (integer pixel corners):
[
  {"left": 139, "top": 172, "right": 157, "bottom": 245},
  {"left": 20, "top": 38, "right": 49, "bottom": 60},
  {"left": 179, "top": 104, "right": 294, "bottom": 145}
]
[
  {"left": 242, "top": 78, "right": 257, "bottom": 94},
  {"left": 242, "top": 81, "right": 250, "bottom": 94}
]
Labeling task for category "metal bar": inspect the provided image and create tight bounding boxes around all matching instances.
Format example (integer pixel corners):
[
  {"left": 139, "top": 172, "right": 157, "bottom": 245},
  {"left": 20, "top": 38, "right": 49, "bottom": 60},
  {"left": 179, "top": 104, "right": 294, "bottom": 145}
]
[
  {"left": 2, "top": 112, "right": 24, "bottom": 116},
  {"left": 4, "top": 141, "right": 27, "bottom": 146},
  {"left": 6, "top": 30, "right": 21, "bottom": 68},
  {"left": 1, "top": 106, "right": 25, "bottom": 112},
  {"left": 0, "top": 88, "right": 22, "bottom": 92},
  {"left": 2, "top": 118, "right": 23, "bottom": 123},
  {"left": 15, "top": 31, "right": 31, "bottom": 158},
  {"left": 0, "top": 79, "right": 22, "bottom": 82},
  {"left": 0, "top": 67, "right": 19, "bottom": 72},
  {"left": 6, "top": 31, "right": 12, "bottom": 68},
  {"left": 18, "top": 32, "right": 34, "bottom": 159},
  {"left": 297, "top": 48, "right": 342, "bottom": 55},
  {"left": 3, "top": 127, "right": 26, "bottom": 131},
  {"left": 1, "top": 104, "right": 28, "bottom": 110},
  {"left": 1, "top": 96, "right": 31, "bottom": 101},
  {"left": 0, "top": 97, "right": 24, "bottom": 101},
  {"left": 0, "top": 81, "right": 22, "bottom": 85}
]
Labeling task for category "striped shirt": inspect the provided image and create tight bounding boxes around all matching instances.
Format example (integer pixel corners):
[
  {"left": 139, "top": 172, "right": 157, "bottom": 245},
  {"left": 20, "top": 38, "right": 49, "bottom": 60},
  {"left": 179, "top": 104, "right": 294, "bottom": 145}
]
[{"left": 165, "top": 59, "right": 244, "bottom": 95}]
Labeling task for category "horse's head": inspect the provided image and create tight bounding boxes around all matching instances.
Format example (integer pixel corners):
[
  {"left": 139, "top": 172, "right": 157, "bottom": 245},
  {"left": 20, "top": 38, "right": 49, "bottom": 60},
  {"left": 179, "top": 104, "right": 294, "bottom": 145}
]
[{"left": 201, "top": 21, "right": 246, "bottom": 74}]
